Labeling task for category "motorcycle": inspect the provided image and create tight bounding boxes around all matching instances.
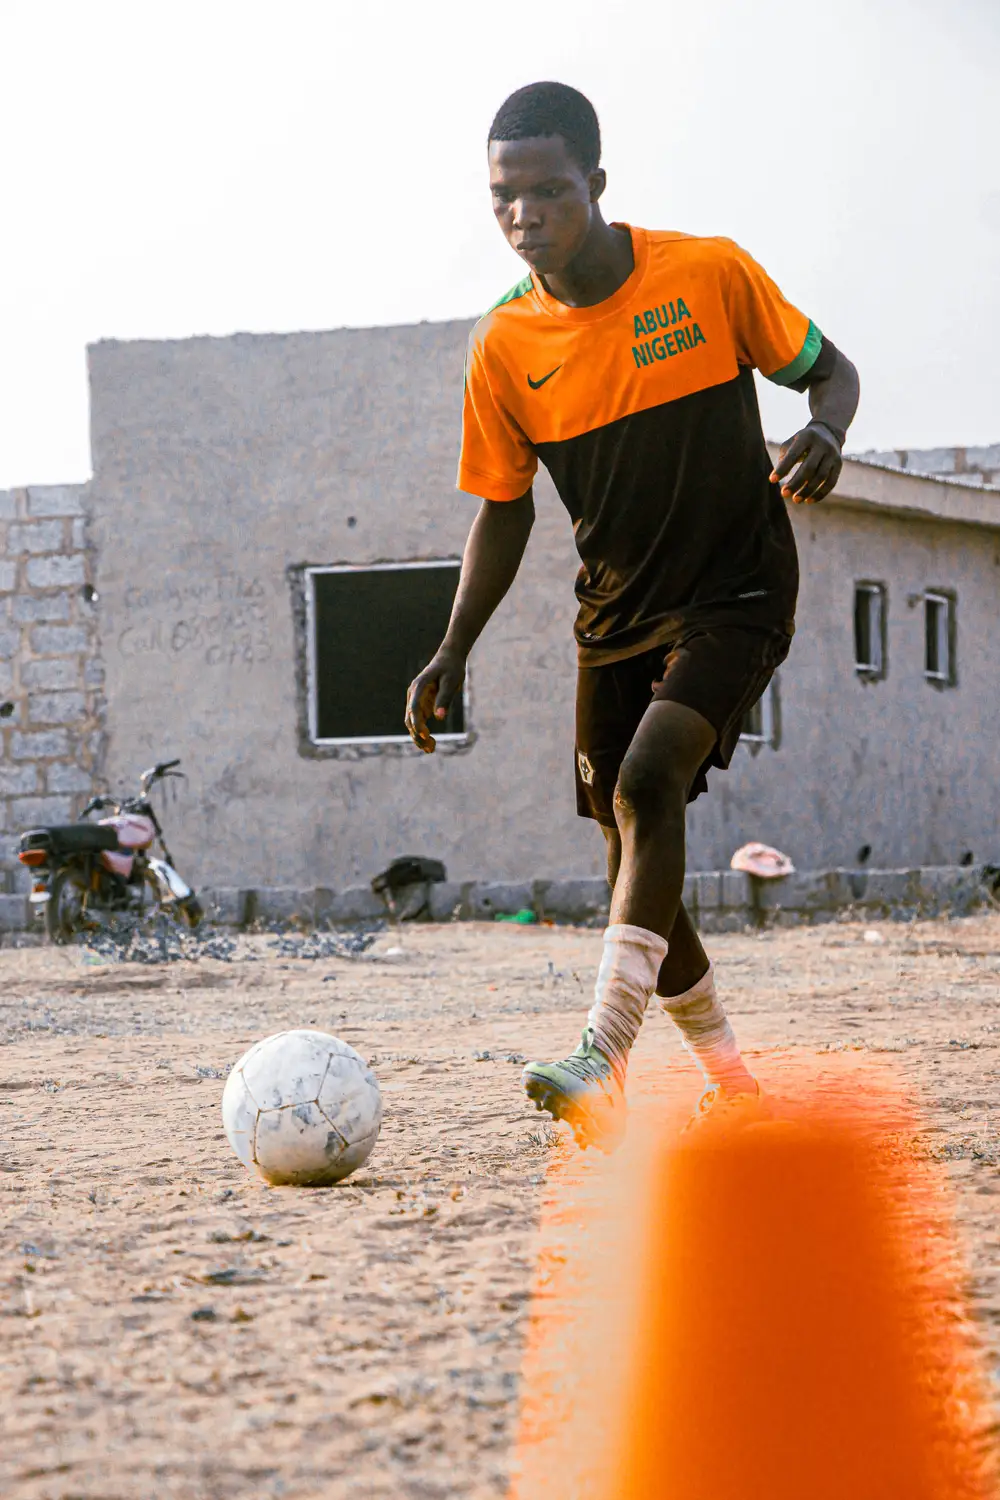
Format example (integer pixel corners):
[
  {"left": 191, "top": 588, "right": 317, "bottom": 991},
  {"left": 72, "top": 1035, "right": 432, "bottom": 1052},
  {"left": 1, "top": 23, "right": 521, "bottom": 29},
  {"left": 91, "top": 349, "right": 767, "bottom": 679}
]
[{"left": 17, "top": 758, "right": 204, "bottom": 944}]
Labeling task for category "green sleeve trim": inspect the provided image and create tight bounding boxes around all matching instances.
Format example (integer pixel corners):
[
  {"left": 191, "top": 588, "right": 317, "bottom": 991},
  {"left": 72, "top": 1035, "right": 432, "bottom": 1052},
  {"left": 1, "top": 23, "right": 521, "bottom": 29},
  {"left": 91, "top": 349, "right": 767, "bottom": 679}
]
[
  {"left": 480, "top": 274, "right": 534, "bottom": 320},
  {"left": 767, "top": 320, "right": 823, "bottom": 387},
  {"left": 464, "top": 275, "right": 534, "bottom": 389}
]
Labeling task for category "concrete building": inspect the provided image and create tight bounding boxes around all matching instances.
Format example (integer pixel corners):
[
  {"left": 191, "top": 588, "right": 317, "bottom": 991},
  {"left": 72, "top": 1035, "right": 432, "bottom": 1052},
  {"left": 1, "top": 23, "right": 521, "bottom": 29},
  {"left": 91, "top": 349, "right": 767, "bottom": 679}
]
[{"left": 1, "top": 318, "right": 998, "bottom": 904}]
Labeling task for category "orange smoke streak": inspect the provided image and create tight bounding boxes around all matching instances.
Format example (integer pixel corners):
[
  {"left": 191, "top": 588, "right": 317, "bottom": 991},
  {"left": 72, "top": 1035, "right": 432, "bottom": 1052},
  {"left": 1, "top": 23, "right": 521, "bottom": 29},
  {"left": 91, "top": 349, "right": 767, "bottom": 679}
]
[{"left": 511, "top": 1064, "right": 995, "bottom": 1500}]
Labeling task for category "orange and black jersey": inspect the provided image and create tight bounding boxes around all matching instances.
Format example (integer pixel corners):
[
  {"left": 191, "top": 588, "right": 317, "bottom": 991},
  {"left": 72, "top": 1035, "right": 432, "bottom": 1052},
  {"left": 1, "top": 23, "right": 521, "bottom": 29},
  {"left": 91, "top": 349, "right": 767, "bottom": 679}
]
[{"left": 458, "top": 225, "right": 836, "bottom": 664}]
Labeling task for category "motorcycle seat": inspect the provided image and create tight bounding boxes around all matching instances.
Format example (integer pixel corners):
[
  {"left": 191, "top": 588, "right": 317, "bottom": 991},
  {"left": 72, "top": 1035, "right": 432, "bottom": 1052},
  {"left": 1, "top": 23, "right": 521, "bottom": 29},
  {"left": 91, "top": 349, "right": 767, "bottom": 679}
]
[{"left": 22, "top": 824, "right": 121, "bottom": 853}]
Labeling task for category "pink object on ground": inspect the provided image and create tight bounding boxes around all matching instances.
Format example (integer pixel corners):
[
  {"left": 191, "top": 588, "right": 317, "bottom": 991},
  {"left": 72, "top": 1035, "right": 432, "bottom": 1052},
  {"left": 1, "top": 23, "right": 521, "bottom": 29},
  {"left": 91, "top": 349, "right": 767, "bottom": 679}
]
[{"left": 730, "top": 842, "right": 795, "bottom": 879}]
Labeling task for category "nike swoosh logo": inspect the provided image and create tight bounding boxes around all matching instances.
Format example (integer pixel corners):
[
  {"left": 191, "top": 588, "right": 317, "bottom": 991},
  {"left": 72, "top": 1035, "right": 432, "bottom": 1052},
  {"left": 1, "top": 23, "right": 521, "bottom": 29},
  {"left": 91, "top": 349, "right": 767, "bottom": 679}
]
[{"left": 527, "top": 365, "right": 562, "bottom": 390}]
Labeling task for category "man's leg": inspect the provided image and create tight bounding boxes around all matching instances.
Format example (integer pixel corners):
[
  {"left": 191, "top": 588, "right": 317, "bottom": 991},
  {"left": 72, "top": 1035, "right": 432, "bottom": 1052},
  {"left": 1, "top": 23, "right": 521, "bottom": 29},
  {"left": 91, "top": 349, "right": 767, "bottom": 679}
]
[
  {"left": 600, "top": 786, "right": 757, "bottom": 1101},
  {"left": 581, "top": 701, "right": 716, "bottom": 1077},
  {"left": 601, "top": 825, "right": 709, "bottom": 996},
  {"left": 523, "top": 701, "right": 717, "bottom": 1148}
]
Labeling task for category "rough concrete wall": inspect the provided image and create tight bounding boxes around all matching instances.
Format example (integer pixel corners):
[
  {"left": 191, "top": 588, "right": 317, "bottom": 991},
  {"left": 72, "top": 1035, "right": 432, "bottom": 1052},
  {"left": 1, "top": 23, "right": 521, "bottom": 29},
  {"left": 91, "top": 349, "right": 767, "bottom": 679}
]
[
  {"left": 0, "top": 485, "right": 103, "bottom": 893},
  {"left": 87, "top": 323, "right": 605, "bottom": 892},
  {"left": 87, "top": 321, "right": 1000, "bottom": 889},
  {"left": 686, "top": 502, "right": 1000, "bottom": 871}
]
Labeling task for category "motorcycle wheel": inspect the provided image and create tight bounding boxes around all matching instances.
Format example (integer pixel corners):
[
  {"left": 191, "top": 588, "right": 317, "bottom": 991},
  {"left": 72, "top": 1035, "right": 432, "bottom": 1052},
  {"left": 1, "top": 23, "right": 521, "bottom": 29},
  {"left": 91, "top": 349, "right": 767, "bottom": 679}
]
[
  {"left": 180, "top": 895, "right": 203, "bottom": 929},
  {"left": 45, "top": 866, "right": 88, "bottom": 945}
]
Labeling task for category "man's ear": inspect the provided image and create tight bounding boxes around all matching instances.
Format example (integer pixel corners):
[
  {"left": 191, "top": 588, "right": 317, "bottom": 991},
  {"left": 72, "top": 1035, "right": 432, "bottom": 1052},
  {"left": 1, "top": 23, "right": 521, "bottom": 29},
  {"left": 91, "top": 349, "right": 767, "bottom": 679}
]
[{"left": 589, "top": 167, "right": 607, "bottom": 203}]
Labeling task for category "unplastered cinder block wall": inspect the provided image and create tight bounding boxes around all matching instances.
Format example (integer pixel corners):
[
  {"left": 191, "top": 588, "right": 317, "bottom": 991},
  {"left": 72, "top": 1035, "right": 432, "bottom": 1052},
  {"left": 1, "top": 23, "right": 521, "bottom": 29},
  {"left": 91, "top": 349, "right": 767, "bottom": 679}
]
[{"left": 0, "top": 485, "right": 103, "bottom": 893}]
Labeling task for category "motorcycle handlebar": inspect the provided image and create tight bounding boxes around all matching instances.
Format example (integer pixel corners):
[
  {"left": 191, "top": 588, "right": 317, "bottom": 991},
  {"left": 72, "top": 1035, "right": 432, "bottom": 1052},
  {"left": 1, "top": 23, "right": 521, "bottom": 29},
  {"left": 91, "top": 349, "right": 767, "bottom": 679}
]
[{"left": 139, "top": 758, "right": 182, "bottom": 789}]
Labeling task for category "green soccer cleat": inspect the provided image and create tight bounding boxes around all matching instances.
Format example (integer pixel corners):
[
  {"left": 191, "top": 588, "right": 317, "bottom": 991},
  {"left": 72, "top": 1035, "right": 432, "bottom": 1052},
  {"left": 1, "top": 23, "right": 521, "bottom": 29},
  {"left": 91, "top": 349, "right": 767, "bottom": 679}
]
[{"left": 521, "top": 1028, "right": 627, "bottom": 1152}]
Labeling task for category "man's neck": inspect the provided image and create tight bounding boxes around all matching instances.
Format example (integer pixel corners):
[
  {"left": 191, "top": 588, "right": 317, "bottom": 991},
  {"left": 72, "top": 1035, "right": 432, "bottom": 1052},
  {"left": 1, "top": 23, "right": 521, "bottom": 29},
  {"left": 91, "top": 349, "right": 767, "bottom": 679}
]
[{"left": 538, "top": 217, "right": 634, "bottom": 309}]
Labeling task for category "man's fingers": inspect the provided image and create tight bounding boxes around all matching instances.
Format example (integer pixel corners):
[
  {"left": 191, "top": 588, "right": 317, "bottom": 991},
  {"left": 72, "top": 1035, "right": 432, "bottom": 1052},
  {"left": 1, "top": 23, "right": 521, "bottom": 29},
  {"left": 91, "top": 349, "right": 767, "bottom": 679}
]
[
  {"left": 781, "top": 445, "right": 822, "bottom": 500},
  {"left": 405, "top": 673, "right": 439, "bottom": 752},
  {"left": 791, "top": 454, "right": 839, "bottom": 504},
  {"left": 433, "top": 671, "right": 457, "bottom": 720},
  {"left": 770, "top": 433, "right": 808, "bottom": 482}
]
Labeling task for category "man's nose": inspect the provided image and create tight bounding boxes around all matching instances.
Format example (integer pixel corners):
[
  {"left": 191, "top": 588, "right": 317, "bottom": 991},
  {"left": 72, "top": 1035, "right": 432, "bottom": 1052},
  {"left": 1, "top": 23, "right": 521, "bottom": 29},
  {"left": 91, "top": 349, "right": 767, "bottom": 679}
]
[{"left": 511, "top": 197, "right": 543, "bottom": 231}]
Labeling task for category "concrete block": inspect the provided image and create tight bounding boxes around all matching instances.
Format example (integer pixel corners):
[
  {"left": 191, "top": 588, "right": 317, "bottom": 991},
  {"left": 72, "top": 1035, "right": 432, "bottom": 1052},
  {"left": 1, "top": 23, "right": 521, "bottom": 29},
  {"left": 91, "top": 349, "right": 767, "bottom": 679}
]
[
  {"left": 83, "top": 659, "right": 105, "bottom": 688},
  {"left": 0, "top": 895, "right": 28, "bottom": 931},
  {"left": 0, "top": 662, "right": 13, "bottom": 696},
  {"left": 467, "top": 881, "right": 534, "bottom": 919},
  {"left": 534, "top": 877, "right": 609, "bottom": 921},
  {"left": 427, "top": 880, "right": 473, "bottom": 921},
  {"left": 682, "top": 873, "right": 698, "bottom": 911},
  {"left": 0, "top": 765, "right": 40, "bottom": 796},
  {"left": 754, "top": 869, "right": 852, "bottom": 913},
  {"left": 0, "top": 628, "right": 20, "bottom": 659},
  {"left": 721, "top": 869, "right": 751, "bottom": 909},
  {"left": 695, "top": 872, "right": 723, "bottom": 911},
  {"left": 45, "top": 763, "right": 93, "bottom": 794},
  {"left": 856, "top": 869, "right": 918, "bottom": 908},
  {"left": 30, "top": 624, "right": 90, "bottom": 654},
  {"left": 11, "top": 595, "right": 71, "bottom": 623},
  {"left": 71, "top": 518, "right": 87, "bottom": 549},
  {"left": 28, "top": 691, "right": 86, "bottom": 725},
  {"left": 26, "top": 486, "right": 85, "bottom": 518},
  {"left": 11, "top": 729, "right": 71, "bottom": 759},
  {"left": 0, "top": 561, "right": 17, "bottom": 593},
  {"left": 202, "top": 888, "right": 252, "bottom": 926},
  {"left": 0, "top": 490, "right": 16, "bottom": 519},
  {"left": 7, "top": 521, "right": 66, "bottom": 554},
  {"left": 9, "top": 796, "right": 74, "bottom": 829},
  {"left": 326, "top": 885, "right": 384, "bottom": 923},
  {"left": 25, "top": 555, "right": 86, "bottom": 589},
  {"left": 22, "top": 659, "right": 82, "bottom": 691},
  {"left": 253, "top": 887, "right": 316, "bottom": 927}
]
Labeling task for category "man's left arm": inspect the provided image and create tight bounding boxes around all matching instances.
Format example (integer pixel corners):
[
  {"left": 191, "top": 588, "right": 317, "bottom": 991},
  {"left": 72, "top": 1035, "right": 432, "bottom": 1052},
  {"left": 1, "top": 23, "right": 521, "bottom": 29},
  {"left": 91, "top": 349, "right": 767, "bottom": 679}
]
[{"left": 769, "top": 347, "right": 861, "bottom": 504}]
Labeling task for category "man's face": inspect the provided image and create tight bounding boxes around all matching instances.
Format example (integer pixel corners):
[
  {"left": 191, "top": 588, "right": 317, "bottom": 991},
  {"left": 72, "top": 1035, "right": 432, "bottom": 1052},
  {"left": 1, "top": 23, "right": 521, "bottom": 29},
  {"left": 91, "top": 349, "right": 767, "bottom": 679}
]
[{"left": 488, "top": 135, "right": 603, "bottom": 276}]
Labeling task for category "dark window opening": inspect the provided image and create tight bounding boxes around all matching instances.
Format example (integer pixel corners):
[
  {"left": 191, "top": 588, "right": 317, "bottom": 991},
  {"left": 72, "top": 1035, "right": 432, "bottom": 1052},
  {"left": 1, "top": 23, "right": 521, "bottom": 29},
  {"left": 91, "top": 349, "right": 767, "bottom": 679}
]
[
  {"left": 740, "top": 682, "right": 775, "bottom": 745},
  {"left": 308, "top": 562, "right": 466, "bottom": 744},
  {"left": 853, "top": 583, "right": 885, "bottom": 676},
  {"left": 924, "top": 591, "right": 955, "bottom": 685}
]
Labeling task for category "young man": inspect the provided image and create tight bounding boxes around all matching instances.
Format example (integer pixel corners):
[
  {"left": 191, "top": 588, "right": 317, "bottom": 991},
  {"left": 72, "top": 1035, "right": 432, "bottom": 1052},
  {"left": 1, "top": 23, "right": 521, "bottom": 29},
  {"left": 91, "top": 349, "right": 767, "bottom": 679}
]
[{"left": 405, "top": 82, "right": 859, "bottom": 1149}]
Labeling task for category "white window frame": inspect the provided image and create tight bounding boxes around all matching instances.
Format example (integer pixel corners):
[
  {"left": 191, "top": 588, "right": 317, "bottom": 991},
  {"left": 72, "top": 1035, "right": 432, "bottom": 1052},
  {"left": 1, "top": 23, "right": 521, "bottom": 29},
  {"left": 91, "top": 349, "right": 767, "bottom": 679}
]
[
  {"left": 853, "top": 582, "right": 885, "bottom": 676},
  {"left": 923, "top": 591, "right": 954, "bottom": 685},
  {"left": 740, "top": 680, "right": 776, "bottom": 746},
  {"left": 305, "top": 560, "right": 470, "bottom": 748}
]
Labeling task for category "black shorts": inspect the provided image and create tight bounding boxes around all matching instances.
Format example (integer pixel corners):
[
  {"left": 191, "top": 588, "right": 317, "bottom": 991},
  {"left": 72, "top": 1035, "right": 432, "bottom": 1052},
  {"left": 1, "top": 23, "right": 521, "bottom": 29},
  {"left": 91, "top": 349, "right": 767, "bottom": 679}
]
[{"left": 574, "top": 625, "right": 792, "bottom": 826}]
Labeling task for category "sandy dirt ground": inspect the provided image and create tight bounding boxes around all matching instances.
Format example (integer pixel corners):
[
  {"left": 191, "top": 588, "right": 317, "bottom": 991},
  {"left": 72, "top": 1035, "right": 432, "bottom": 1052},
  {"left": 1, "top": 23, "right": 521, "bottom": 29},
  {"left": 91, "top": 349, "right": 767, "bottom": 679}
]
[{"left": 2, "top": 913, "right": 1000, "bottom": 1498}]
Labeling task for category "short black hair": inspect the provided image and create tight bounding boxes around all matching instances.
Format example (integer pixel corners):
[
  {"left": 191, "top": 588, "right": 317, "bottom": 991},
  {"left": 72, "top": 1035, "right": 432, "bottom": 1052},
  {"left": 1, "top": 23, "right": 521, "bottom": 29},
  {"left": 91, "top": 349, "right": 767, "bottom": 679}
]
[{"left": 488, "top": 82, "right": 601, "bottom": 174}]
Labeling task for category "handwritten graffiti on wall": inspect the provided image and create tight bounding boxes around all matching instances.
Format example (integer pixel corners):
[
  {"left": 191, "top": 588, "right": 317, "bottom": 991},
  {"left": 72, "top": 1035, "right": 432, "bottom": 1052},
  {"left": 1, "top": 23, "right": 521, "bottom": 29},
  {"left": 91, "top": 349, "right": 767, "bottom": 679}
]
[{"left": 117, "top": 575, "right": 272, "bottom": 669}]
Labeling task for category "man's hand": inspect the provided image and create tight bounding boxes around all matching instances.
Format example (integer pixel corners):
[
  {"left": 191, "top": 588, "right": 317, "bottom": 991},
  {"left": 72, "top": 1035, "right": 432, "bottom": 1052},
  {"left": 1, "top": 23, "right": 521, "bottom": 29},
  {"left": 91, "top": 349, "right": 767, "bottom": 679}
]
[
  {"left": 405, "top": 646, "right": 467, "bottom": 753},
  {"left": 769, "top": 421, "right": 843, "bottom": 504}
]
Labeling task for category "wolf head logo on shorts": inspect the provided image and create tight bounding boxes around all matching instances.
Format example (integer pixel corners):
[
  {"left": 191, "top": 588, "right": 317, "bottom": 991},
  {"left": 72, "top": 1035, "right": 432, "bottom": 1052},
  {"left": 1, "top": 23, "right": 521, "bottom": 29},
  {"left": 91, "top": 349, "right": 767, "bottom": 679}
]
[{"left": 577, "top": 750, "right": 596, "bottom": 786}]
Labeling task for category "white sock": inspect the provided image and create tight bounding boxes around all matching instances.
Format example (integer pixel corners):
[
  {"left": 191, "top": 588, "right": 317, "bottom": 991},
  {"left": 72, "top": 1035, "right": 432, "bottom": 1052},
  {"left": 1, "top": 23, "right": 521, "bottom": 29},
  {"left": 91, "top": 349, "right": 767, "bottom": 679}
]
[
  {"left": 587, "top": 924, "right": 668, "bottom": 1080},
  {"left": 657, "top": 963, "right": 756, "bottom": 1097}
]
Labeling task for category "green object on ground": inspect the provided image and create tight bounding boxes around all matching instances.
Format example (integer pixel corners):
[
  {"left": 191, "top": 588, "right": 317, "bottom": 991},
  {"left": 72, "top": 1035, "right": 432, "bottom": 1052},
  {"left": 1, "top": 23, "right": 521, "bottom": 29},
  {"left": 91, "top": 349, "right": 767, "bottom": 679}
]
[{"left": 494, "top": 908, "right": 537, "bottom": 924}]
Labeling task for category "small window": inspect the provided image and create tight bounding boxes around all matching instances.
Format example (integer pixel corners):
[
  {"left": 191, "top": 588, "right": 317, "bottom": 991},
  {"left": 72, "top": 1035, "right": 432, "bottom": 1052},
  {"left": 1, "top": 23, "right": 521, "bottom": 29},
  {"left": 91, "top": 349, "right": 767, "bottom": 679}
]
[
  {"left": 924, "top": 592, "right": 955, "bottom": 685},
  {"left": 306, "top": 562, "right": 467, "bottom": 745},
  {"left": 740, "top": 681, "right": 775, "bottom": 745},
  {"left": 853, "top": 583, "right": 885, "bottom": 676}
]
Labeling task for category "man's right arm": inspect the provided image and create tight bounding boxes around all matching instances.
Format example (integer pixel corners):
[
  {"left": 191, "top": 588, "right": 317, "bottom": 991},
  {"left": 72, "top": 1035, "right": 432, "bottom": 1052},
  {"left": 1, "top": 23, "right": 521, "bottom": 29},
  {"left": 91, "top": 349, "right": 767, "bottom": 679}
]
[{"left": 404, "top": 489, "right": 535, "bottom": 752}]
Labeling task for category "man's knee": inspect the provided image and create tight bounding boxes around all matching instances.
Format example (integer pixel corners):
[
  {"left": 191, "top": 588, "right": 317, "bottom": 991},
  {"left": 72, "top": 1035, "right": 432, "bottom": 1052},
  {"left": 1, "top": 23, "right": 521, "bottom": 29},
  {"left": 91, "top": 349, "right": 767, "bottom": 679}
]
[{"left": 614, "top": 750, "right": 689, "bottom": 827}]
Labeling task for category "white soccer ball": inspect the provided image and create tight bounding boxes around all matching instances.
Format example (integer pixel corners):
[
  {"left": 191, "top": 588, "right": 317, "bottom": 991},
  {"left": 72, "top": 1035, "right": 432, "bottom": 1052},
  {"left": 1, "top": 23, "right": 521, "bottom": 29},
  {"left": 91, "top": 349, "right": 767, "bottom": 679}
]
[{"left": 221, "top": 1029, "right": 382, "bottom": 1186}]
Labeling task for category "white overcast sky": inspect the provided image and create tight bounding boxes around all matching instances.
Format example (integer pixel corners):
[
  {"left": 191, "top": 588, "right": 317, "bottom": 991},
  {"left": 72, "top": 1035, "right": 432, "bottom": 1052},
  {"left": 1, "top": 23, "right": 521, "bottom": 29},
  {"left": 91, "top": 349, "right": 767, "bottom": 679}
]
[{"left": 1, "top": 0, "right": 997, "bottom": 486}]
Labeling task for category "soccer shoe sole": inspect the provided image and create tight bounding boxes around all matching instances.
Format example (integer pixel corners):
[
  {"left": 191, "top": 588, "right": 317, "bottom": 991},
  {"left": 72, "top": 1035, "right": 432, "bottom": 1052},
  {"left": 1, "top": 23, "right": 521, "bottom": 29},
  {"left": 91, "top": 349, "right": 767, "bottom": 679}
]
[{"left": 522, "top": 1067, "right": 626, "bottom": 1154}]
